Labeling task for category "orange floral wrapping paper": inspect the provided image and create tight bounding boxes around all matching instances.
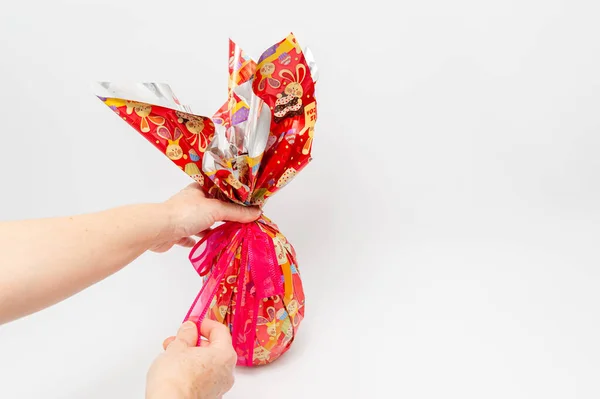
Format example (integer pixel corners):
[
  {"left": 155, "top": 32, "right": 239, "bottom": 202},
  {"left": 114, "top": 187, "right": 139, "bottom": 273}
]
[{"left": 95, "top": 33, "right": 317, "bottom": 366}]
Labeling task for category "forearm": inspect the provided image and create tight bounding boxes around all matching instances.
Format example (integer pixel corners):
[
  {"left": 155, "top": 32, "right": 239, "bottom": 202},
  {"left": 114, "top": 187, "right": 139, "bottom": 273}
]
[{"left": 0, "top": 203, "right": 172, "bottom": 324}]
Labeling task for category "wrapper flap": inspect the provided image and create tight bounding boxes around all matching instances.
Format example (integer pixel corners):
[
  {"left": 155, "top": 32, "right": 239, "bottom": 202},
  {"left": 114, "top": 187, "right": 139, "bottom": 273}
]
[
  {"left": 96, "top": 33, "right": 317, "bottom": 206},
  {"left": 95, "top": 94, "right": 220, "bottom": 196},
  {"left": 250, "top": 34, "right": 317, "bottom": 202},
  {"left": 94, "top": 82, "right": 193, "bottom": 113}
]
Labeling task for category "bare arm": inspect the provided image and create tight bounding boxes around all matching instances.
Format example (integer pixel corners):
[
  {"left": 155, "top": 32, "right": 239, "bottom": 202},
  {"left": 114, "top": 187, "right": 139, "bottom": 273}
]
[{"left": 0, "top": 184, "right": 259, "bottom": 324}]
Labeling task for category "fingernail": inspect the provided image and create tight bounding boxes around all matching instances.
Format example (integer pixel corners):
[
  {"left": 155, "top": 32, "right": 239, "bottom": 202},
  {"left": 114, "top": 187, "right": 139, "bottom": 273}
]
[{"left": 181, "top": 321, "right": 196, "bottom": 329}]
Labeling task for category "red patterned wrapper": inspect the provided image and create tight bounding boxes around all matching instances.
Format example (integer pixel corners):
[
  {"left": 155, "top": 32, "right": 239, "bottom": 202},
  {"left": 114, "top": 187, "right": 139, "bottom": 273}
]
[{"left": 95, "top": 33, "right": 317, "bottom": 366}]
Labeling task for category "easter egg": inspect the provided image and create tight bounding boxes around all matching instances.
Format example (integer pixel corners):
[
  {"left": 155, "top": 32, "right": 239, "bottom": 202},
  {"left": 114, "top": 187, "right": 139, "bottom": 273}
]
[
  {"left": 285, "top": 134, "right": 296, "bottom": 145},
  {"left": 189, "top": 149, "right": 200, "bottom": 162},
  {"left": 231, "top": 107, "right": 249, "bottom": 126},
  {"left": 278, "top": 52, "right": 291, "bottom": 65}
]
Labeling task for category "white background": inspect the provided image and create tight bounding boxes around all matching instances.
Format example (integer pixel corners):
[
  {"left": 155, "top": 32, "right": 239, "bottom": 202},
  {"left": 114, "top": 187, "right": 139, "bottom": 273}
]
[{"left": 1, "top": 0, "right": 600, "bottom": 398}]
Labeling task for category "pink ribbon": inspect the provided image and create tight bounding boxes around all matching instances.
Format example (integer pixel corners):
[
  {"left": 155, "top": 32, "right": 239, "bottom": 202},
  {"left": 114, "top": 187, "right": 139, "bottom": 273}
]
[{"left": 183, "top": 221, "right": 284, "bottom": 366}]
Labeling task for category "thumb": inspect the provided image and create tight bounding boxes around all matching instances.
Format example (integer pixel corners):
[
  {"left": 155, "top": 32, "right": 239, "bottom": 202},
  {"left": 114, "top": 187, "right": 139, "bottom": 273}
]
[
  {"left": 210, "top": 201, "right": 261, "bottom": 223},
  {"left": 166, "top": 321, "right": 198, "bottom": 352}
]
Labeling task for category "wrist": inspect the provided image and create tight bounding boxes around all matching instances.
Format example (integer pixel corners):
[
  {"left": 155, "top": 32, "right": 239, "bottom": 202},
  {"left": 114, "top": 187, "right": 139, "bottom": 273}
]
[
  {"left": 153, "top": 202, "right": 179, "bottom": 242},
  {"left": 120, "top": 203, "right": 176, "bottom": 249}
]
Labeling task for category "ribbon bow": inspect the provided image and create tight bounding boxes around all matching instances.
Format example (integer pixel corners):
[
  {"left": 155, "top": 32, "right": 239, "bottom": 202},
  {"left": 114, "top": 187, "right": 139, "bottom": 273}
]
[{"left": 184, "top": 220, "right": 284, "bottom": 366}]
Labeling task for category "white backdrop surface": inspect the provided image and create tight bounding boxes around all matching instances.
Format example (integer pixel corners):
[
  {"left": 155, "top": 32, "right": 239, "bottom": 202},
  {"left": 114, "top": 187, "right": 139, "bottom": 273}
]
[{"left": 1, "top": 0, "right": 600, "bottom": 398}]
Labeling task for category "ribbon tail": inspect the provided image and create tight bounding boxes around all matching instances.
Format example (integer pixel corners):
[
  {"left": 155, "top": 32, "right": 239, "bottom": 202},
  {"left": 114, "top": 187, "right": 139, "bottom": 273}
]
[
  {"left": 248, "top": 223, "right": 284, "bottom": 297},
  {"left": 184, "top": 226, "right": 242, "bottom": 345},
  {"left": 247, "top": 294, "right": 260, "bottom": 366},
  {"left": 238, "top": 224, "right": 285, "bottom": 365}
]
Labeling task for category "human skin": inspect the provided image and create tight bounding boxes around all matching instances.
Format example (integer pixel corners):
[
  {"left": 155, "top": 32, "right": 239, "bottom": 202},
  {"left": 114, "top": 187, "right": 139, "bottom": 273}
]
[{"left": 0, "top": 183, "right": 258, "bottom": 398}]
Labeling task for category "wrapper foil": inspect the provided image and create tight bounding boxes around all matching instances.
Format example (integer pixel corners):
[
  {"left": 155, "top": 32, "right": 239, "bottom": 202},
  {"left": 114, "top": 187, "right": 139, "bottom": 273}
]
[{"left": 95, "top": 33, "right": 317, "bottom": 366}]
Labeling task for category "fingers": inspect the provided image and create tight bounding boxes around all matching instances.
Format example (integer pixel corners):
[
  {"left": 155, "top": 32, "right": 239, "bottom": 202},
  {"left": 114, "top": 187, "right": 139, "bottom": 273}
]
[
  {"left": 200, "top": 319, "right": 237, "bottom": 369},
  {"left": 162, "top": 336, "right": 176, "bottom": 350},
  {"left": 150, "top": 243, "right": 175, "bottom": 253},
  {"left": 176, "top": 237, "right": 196, "bottom": 248},
  {"left": 210, "top": 201, "right": 261, "bottom": 224},
  {"left": 152, "top": 237, "right": 196, "bottom": 253},
  {"left": 176, "top": 321, "right": 199, "bottom": 346},
  {"left": 199, "top": 319, "right": 233, "bottom": 349},
  {"left": 163, "top": 335, "right": 208, "bottom": 350},
  {"left": 195, "top": 227, "right": 212, "bottom": 240},
  {"left": 166, "top": 321, "right": 199, "bottom": 352}
]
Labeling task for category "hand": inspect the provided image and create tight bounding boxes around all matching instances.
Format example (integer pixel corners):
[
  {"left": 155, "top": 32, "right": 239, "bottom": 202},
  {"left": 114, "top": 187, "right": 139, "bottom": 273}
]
[
  {"left": 151, "top": 183, "right": 261, "bottom": 253},
  {"left": 146, "top": 320, "right": 237, "bottom": 399}
]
